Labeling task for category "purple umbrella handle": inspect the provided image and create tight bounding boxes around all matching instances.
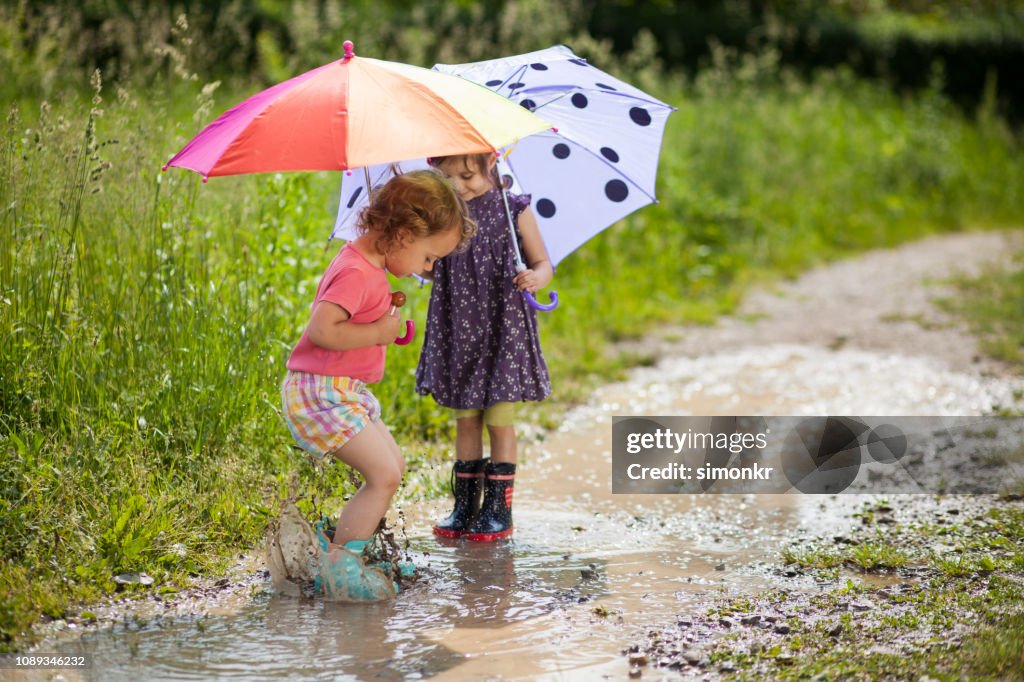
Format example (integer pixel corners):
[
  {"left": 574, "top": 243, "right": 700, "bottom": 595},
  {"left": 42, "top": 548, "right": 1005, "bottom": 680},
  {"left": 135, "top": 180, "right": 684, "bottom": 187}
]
[
  {"left": 395, "top": 320, "right": 415, "bottom": 345},
  {"left": 523, "top": 290, "right": 559, "bottom": 312}
]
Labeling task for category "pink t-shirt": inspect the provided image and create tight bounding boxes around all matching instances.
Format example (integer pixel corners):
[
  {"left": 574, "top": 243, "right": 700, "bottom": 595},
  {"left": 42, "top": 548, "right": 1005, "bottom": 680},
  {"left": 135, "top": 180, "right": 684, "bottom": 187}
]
[{"left": 286, "top": 244, "right": 390, "bottom": 382}]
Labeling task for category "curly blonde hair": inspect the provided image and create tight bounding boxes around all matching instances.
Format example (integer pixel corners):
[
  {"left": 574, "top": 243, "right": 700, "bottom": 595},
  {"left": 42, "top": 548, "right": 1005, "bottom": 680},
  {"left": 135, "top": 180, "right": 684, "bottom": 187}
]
[{"left": 358, "top": 169, "right": 477, "bottom": 255}]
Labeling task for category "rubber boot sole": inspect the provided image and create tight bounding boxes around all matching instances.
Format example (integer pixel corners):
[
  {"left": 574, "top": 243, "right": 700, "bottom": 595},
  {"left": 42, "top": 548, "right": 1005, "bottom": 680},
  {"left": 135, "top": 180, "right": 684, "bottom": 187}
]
[
  {"left": 432, "top": 526, "right": 464, "bottom": 539},
  {"left": 463, "top": 527, "right": 514, "bottom": 542}
]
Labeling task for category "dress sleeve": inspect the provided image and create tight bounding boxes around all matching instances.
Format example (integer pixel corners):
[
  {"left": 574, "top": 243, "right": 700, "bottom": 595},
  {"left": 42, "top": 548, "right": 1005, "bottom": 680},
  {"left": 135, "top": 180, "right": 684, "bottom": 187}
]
[{"left": 510, "top": 192, "right": 532, "bottom": 224}]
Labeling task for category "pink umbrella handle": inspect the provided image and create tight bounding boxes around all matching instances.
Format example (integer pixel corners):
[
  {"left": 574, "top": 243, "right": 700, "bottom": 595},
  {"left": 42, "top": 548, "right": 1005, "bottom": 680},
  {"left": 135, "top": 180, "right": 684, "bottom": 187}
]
[
  {"left": 523, "top": 290, "right": 559, "bottom": 312},
  {"left": 395, "top": 320, "right": 415, "bottom": 345}
]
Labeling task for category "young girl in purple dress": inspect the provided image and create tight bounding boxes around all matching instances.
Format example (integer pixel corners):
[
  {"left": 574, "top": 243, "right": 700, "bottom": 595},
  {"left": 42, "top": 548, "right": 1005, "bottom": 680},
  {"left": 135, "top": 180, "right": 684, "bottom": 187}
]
[{"left": 416, "top": 153, "right": 553, "bottom": 542}]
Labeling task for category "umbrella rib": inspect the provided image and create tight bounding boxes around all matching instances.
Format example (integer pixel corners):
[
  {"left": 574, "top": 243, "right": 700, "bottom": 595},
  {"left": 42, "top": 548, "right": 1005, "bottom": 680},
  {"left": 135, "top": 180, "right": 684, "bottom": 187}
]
[
  {"left": 596, "top": 89, "right": 677, "bottom": 110},
  {"left": 525, "top": 87, "right": 674, "bottom": 112},
  {"left": 495, "top": 64, "right": 530, "bottom": 96}
]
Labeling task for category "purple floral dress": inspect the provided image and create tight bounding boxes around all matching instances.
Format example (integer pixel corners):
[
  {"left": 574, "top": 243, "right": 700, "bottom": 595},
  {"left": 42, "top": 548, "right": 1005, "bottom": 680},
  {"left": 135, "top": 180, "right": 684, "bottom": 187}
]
[{"left": 415, "top": 188, "right": 551, "bottom": 409}]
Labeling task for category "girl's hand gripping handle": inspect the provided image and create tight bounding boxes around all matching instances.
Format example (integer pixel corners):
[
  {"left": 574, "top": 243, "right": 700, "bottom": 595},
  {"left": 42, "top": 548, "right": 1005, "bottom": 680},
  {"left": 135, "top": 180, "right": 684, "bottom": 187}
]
[
  {"left": 514, "top": 265, "right": 559, "bottom": 312},
  {"left": 522, "top": 290, "right": 559, "bottom": 312},
  {"left": 390, "top": 291, "right": 415, "bottom": 345}
]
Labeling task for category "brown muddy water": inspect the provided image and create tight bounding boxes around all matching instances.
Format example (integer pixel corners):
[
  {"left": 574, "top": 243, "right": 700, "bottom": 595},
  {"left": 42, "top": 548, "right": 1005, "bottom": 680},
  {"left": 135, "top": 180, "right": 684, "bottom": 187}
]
[{"left": 21, "top": 344, "right": 1024, "bottom": 681}]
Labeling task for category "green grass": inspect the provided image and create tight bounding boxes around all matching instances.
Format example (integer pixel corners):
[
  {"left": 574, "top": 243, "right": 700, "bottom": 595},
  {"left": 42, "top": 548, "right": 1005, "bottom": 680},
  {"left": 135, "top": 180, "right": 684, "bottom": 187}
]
[
  {"left": 780, "top": 546, "right": 845, "bottom": 570},
  {"left": 3, "top": 9, "right": 1024, "bottom": 651},
  {"left": 938, "top": 250, "right": 1024, "bottom": 370},
  {"left": 781, "top": 539, "right": 912, "bottom": 571},
  {"left": 649, "top": 504, "right": 1024, "bottom": 679}
]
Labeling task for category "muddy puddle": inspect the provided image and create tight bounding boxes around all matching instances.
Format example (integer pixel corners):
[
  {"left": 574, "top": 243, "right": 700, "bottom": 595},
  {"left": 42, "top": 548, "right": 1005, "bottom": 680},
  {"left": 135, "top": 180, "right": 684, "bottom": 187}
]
[{"left": 24, "top": 344, "right": 1024, "bottom": 681}]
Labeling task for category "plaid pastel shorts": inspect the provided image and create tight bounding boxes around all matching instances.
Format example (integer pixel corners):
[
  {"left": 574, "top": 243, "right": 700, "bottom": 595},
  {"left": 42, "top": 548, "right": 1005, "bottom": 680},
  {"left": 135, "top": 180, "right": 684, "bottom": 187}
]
[{"left": 281, "top": 371, "right": 381, "bottom": 458}]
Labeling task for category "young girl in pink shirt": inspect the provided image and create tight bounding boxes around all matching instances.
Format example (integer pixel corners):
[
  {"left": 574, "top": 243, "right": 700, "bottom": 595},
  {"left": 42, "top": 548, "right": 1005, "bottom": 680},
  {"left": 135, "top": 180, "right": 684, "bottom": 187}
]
[{"left": 282, "top": 170, "right": 475, "bottom": 597}]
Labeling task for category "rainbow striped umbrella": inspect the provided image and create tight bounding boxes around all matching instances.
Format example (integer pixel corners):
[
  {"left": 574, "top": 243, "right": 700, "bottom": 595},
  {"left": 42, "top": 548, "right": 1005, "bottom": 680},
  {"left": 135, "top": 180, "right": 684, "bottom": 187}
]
[{"left": 163, "top": 41, "right": 551, "bottom": 180}]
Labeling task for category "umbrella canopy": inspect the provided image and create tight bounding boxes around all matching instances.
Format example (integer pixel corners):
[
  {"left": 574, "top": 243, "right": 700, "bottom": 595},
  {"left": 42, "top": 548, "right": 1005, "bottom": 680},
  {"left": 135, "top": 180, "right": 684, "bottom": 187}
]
[
  {"left": 163, "top": 41, "right": 552, "bottom": 180},
  {"left": 332, "top": 45, "right": 675, "bottom": 269}
]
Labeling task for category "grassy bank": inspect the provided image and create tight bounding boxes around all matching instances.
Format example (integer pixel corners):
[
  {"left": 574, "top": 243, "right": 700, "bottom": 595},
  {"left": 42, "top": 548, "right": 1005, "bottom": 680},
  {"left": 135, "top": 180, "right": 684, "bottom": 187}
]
[
  {"left": 3, "top": 26, "right": 1024, "bottom": 653},
  {"left": 939, "top": 250, "right": 1024, "bottom": 371},
  {"left": 630, "top": 498, "right": 1024, "bottom": 678}
]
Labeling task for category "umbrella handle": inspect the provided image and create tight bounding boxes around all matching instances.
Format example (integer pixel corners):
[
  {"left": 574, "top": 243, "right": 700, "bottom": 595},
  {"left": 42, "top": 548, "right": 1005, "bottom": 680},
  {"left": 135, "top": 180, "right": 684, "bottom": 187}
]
[
  {"left": 395, "top": 320, "right": 415, "bottom": 345},
  {"left": 523, "top": 290, "right": 559, "bottom": 312}
]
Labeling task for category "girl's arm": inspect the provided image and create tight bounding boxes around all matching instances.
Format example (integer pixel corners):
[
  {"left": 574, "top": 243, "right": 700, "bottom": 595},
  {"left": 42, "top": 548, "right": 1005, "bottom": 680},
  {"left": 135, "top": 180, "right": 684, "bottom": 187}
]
[
  {"left": 512, "top": 206, "right": 553, "bottom": 293},
  {"left": 306, "top": 301, "right": 402, "bottom": 350}
]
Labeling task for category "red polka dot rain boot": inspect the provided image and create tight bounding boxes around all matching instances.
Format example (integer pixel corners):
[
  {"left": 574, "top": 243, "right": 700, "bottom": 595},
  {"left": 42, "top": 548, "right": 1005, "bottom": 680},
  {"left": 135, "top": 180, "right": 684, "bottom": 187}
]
[
  {"left": 463, "top": 461, "right": 515, "bottom": 542},
  {"left": 433, "top": 458, "right": 487, "bottom": 538}
]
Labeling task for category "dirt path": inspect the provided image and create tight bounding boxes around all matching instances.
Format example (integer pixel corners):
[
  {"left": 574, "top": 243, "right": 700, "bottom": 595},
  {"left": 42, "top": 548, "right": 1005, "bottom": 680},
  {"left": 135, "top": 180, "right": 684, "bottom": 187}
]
[{"left": 624, "top": 229, "right": 1022, "bottom": 377}]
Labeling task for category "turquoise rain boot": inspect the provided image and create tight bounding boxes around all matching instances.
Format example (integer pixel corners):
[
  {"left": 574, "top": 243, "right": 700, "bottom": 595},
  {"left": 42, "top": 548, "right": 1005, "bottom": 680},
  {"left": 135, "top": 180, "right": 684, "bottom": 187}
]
[
  {"left": 374, "top": 557, "right": 417, "bottom": 579},
  {"left": 313, "top": 522, "right": 397, "bottom": 601},
  {"left": 317, "top": 519, "right": 415, "bottom": 580}
]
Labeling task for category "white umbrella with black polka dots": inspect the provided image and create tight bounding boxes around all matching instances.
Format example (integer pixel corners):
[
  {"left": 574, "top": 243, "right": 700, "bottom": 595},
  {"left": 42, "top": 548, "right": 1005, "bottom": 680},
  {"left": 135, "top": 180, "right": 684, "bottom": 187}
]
[{"left": 332, "top": 45, "right": 675, "bottom": 308}]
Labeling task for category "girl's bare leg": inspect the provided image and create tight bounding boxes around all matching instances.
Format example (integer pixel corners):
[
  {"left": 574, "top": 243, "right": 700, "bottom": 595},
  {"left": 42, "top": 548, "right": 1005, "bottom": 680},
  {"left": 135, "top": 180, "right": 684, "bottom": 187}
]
[
  {"left": 330, "top": 419, "right": 405, "bottom": 545},
  {"left": 487, "top": 425, "right": 516, "bottom": 465},
  {"left": 375, "top": 418, "right": 404, "bottom": 480},
  {"left": 455, "top": 414, "right": 485, "bottom": 461}
]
